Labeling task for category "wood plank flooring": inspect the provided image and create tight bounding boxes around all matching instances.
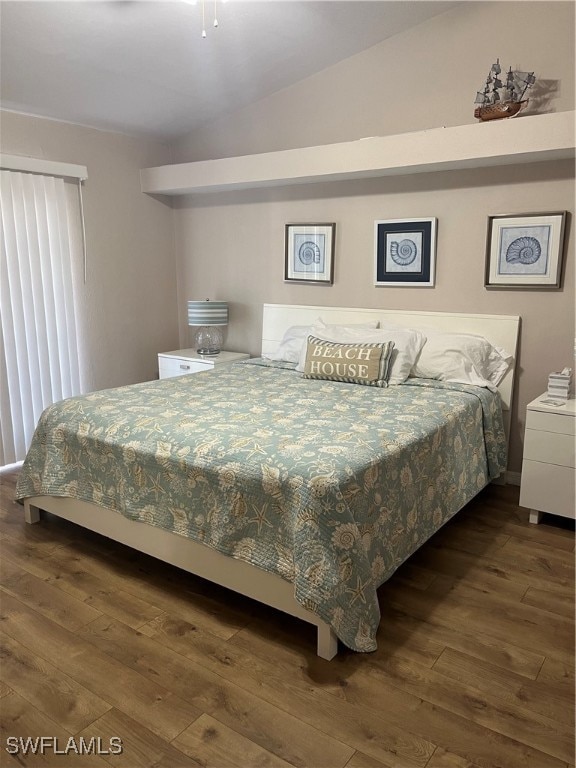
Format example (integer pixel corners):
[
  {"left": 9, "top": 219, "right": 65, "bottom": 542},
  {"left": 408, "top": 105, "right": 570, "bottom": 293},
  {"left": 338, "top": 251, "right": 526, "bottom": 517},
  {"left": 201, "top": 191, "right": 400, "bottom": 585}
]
[{"left": 0, "top": 467, "right": 573, "bottom": 768}]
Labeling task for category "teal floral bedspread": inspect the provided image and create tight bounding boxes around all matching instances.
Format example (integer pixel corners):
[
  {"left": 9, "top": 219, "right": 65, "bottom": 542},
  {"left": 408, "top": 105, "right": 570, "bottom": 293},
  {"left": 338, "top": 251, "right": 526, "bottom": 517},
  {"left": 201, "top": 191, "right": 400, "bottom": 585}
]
[{"left": 16, "top": 360, "right": 507, "bottom": 652}]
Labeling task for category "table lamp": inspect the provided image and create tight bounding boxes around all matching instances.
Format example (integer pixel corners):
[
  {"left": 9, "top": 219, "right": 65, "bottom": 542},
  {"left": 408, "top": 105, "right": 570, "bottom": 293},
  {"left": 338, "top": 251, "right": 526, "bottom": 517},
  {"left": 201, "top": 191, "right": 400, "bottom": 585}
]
[{"left": 187, "top": 299, "right": 228, "bottom": 356}]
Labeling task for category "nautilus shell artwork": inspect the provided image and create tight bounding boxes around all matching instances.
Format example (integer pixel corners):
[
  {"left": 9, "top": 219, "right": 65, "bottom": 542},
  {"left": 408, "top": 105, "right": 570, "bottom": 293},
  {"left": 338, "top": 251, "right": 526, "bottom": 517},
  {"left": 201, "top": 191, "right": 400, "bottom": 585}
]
[
  {"left": 505, "top": 236, "right": 542, "bottom": 265},
  {"left": 298, "top": 241, "right": 321, "bottom": 265},
  {"left": 390, "top": 238, "right": 418, "bottom": 266}
]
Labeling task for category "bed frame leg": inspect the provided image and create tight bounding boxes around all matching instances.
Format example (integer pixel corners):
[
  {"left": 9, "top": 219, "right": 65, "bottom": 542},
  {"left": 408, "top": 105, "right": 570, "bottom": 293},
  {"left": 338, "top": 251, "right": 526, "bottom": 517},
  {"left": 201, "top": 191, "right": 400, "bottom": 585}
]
[
  {"left": 24, "top": 502, "right": 41, "bottom": 524},
  {"left": 317, "top": 623, "right": 338, "bottom": 660},
  {"left": 529, "top": 509, "right": 542, "bottom": 525}
]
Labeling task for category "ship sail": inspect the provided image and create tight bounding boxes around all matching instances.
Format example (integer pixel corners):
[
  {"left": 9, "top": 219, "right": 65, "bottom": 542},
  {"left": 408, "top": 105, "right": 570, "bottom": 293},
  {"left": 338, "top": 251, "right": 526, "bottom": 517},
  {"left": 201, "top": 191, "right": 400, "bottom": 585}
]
[
  {"left": 474, "top": 61, "right": 536, "bottom": 110},
  {"left": 514, "top": 71, "right": 536, "bottom": 84},
  {"left": 513, "top": 71, "right": 536, "bottom": 99}
]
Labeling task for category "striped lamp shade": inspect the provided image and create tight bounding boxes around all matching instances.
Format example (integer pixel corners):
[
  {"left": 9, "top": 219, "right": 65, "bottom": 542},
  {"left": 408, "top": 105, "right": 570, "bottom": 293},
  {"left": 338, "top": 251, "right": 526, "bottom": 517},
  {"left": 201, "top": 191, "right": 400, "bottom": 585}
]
[{"left": 187, "top": 300, "right": 228, "bottom": 326}]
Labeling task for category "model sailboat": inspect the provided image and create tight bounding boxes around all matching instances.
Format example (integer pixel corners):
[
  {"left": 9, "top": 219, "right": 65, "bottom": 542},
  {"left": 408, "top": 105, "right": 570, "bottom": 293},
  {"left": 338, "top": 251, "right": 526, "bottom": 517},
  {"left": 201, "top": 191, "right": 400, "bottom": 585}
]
[{"left": 474, "top": 59, "right": 536, "bottom": 121}]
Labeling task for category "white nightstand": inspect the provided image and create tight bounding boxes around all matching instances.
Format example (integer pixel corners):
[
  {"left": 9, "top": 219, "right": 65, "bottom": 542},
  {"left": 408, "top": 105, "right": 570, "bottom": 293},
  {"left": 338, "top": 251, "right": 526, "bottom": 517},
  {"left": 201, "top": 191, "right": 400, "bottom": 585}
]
[
  {"left": 158, "top": 348, "right": 249, "bottom": 379},
  {"left": 519, "top": 394, "right": 575, "bottom": 524}
]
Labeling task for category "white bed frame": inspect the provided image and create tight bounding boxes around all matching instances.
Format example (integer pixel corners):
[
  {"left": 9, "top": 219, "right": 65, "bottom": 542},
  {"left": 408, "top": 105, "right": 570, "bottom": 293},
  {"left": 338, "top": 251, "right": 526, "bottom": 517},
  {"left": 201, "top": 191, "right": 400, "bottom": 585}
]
[{"left": 24, "top": 304, "right": 520, "bottom": 660}]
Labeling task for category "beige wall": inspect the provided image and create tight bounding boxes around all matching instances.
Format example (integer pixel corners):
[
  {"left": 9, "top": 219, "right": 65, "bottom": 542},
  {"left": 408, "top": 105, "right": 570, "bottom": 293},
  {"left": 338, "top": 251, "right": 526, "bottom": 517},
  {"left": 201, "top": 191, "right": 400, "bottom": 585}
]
[
  {"left": 173, "top": 1, "right": 575, "bottom": 161},
  {"left": 1, "top": 110, "right": 178, "bottom": 391},
  {"left": 172, "top": 2, "right": 575, "bottom": 474}
]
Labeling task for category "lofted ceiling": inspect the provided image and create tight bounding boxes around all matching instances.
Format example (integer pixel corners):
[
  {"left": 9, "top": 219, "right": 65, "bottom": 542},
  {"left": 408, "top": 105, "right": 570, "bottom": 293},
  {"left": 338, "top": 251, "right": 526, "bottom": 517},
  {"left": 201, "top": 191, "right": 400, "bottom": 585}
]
[{"left": 0, "top": 0, "right": 459, "bottom": 142}]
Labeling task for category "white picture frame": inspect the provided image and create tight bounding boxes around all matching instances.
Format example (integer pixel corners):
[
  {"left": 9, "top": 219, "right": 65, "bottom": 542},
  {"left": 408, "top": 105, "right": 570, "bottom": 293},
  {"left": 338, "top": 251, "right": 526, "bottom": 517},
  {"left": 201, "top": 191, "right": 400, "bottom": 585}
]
[{"left": 374, "top": 218, "right": 437, "bottom": 287}]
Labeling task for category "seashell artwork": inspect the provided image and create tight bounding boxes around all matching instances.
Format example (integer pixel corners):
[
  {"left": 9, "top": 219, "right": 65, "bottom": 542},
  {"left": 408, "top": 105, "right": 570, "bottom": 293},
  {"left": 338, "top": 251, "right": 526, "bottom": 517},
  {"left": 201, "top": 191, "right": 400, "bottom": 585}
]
[
  {"left": 390, "top": 238, "right": 418, "bottom": 266},
  {"left": 286, "top": 224, "right": 334, "bottom": 283},
  {"left": 298, "top": 241, "right": 321, "bottom": 265},
  {"left": 505, "top": 236, "right": 542, "bottom": 265},
  {"left": 375, "top": 218, "right": 436, "bottom": 286},
  {"left": 485, "top": 212, "right": 566, "bottom": 288}
]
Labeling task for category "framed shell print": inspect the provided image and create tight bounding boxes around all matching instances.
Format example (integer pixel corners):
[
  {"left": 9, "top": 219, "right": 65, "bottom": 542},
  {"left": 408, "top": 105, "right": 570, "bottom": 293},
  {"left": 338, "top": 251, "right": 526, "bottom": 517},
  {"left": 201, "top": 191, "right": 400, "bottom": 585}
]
[
  {"left": 485, "top": 212, "right": 567, "bottom": 288},
  {"left": 375, "top": 218, "right": 437, "bottom": 287},
  {"left": 284, "top": 223, "right": 335, "bottom": 284}
]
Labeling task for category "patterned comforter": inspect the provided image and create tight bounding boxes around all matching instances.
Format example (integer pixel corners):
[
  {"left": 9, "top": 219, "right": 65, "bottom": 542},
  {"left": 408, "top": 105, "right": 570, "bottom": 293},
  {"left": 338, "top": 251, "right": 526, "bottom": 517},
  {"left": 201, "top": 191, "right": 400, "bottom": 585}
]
[{"left": 16, "top": 359, "right": 507, "bottom": 652}]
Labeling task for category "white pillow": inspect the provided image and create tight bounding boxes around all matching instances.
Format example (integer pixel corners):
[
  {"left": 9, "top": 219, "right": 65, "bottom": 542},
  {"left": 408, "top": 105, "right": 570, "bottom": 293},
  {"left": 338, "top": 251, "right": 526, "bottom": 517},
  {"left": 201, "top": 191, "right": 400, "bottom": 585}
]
[
  {"left": 267, "top": 324, "right": 317, "bottom": 363},
  {"left": 317, "top": 319, "right": 379, "bottom": 330},
  {"left": 296, "top": 324, "right": 426, "bottom": 385},
  {"left": 269, "top": 319, "right": 378, "bottom": 364},
  {"left": 411, "top": 332, "right": 512, "bottom": 388}
]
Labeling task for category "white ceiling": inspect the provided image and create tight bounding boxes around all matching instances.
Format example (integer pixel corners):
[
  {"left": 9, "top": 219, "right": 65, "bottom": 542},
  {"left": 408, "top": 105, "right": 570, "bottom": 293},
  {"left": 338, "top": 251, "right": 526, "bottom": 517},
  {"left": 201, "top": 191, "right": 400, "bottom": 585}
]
[{"left": 0, "top": 1, "right": 458, "bottom": 142}]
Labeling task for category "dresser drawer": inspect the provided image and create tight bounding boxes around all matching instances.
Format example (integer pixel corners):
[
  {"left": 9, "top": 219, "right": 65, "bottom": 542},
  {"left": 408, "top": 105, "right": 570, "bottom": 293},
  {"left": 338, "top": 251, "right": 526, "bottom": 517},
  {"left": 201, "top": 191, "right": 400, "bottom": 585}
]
[
  {"left": 159, "top": 357, "right": 211, "bottom": 378},
  {"left": 523, "top": 428, "right": 576, "bottom": 468},
  {"left": 526, "top": 409, "right": 576, "bottom": 436},
  {"left": 520, "top": 460, "right": 575, "bottom": 519}
]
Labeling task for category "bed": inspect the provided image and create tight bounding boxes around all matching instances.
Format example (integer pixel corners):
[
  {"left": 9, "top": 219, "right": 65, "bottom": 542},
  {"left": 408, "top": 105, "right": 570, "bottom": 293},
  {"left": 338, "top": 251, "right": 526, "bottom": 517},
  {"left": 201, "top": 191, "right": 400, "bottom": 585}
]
[{"left": 16, "top": 304, "right": 520, "bottom": 659}]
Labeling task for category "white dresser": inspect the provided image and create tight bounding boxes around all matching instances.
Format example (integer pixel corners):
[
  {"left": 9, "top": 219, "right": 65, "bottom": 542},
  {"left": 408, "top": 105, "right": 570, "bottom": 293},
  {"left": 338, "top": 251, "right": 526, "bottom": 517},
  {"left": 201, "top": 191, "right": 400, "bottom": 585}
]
[
  {"left": 158, "top": 348, "right": 249, "bottom": 379},
  {"left": 519, "top": 394, "right": 575, "bottom": 524}
]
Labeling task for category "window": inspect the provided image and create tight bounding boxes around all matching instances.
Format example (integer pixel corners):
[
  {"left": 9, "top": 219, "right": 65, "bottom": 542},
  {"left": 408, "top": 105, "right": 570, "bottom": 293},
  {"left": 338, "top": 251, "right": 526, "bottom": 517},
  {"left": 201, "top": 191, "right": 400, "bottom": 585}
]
[{"left": 0, "top": 166, "right": 87, "bottom": 465}]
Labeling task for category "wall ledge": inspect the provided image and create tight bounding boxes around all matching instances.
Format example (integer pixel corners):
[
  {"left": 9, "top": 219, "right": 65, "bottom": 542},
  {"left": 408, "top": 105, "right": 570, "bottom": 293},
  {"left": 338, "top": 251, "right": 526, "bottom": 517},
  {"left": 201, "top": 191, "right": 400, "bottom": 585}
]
[{"left": 141, "top": 111, "right": 575, "bottom": 196}]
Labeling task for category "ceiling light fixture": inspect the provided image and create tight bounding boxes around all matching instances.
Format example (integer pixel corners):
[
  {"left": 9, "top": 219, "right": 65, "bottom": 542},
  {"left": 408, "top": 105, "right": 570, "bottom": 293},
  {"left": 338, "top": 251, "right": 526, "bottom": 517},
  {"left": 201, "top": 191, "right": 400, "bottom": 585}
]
[
  {"left": 201, "top": 0, "right": 219, "bottom": 38},
  {"left": 182, "top": 0, "right": 222, "bottom": 39}
]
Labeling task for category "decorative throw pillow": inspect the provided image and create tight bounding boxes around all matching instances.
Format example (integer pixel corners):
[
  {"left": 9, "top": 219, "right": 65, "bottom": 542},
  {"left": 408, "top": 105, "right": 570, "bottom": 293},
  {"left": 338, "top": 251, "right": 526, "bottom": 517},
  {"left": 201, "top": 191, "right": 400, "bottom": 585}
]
[
  {"left": 302, "top": 336, "right": 395, "bottom": 387},
  {"left": 268, "top": 319, "right": 379, "bottom": 364},
  {"left": 295, "top": 324, "right": 426, "bottom": 385}
]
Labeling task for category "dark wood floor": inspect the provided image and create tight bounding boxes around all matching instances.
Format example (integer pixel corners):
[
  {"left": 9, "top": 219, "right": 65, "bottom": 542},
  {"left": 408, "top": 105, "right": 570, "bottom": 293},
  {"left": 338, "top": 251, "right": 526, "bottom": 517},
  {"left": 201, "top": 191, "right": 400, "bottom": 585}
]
[{"left": 0, "top": 466, "right": 574, "bottom": 768}]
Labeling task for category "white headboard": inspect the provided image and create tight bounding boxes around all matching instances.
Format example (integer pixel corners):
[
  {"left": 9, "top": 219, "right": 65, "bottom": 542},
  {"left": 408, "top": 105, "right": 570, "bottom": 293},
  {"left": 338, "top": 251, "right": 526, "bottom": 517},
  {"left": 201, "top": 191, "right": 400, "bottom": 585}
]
[{"left": 261, "top": 303, "right": 520, "bottom": 413}]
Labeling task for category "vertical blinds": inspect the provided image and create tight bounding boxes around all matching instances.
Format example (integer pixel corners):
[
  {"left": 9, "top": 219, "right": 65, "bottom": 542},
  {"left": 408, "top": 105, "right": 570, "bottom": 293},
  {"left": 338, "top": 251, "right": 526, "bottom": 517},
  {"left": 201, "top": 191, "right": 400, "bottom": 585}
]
[{"left": 0, "top": 170, "right": 83, "bottom": 465}]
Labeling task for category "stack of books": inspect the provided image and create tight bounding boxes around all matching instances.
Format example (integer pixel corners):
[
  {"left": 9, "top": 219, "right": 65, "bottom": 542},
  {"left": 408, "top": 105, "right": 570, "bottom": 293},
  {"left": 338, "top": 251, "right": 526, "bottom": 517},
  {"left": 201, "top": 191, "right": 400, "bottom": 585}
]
[{"left": 547, "top": 368, "right": 572, "bottom": 401}]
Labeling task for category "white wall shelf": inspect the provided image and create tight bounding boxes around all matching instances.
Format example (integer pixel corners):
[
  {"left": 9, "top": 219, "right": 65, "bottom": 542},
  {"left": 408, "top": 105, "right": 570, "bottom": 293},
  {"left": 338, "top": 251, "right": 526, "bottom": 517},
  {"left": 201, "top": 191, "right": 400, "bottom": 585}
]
[{"left": 141, "top": 111, "right": 575, "bottom": 196}]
